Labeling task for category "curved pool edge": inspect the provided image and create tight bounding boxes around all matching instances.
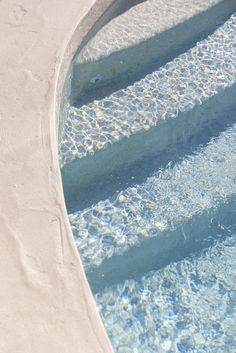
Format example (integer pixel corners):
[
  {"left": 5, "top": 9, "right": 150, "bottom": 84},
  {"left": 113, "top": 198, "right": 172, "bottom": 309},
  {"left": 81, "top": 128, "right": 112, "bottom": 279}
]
[{"left": 0, "top": 1, "right": 115, "bottom": 352}]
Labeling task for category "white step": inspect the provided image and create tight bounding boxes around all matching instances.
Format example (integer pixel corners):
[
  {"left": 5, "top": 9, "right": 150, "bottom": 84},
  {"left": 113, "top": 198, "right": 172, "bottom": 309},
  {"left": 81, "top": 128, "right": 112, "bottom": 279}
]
[
  {"left": 78, "top": 0, "right": 222, "bottom": 64},
  {"left": 71, "top": 0, "right": 235, "bottom": 103}
]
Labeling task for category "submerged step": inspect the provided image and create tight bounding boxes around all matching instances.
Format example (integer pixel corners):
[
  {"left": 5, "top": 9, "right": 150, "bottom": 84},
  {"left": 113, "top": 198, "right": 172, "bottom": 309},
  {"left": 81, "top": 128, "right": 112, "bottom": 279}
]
[
  {"left": 61, "top": 13, "right": 236, "bottom": 168},
  {"left": 96, "top": 225, "right": 236, "bottom": 352},
  {"left": 69, "top": 120, "right": 236, "bottom": 285},
  {"left": 63, "top": 83, "right": 236, "bottom": 212},
  {"left": 89, "top": 195, "right": 236, "bottom": 293},
  {"left": 71, "top": 0, "right": 236, "bottom": 104},
  {"left": 59, "top": 5, "right": 236, "bottom": 352}
]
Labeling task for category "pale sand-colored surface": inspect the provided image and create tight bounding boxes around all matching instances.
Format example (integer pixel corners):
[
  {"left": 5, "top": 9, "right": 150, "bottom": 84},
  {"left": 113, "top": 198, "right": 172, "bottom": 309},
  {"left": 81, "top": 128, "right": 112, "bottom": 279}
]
[{"left": 0, "top": 0, "right": 115, "bottom": 352}]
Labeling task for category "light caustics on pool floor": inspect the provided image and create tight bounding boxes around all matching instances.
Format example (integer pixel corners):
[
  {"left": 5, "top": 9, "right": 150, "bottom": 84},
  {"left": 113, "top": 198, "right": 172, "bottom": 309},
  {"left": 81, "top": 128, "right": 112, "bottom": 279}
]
[
  {"left": 70, "top": 122, "right": 236, "bottom": 273},
  {"left": 59, "top": 5, "right": 236, "bottom": 353},
  {"left": 60, "top": 11, "right": 236, "bottom": 166},
  {"left": 96, "top": 228, "right": 236, "bottom": 353}
]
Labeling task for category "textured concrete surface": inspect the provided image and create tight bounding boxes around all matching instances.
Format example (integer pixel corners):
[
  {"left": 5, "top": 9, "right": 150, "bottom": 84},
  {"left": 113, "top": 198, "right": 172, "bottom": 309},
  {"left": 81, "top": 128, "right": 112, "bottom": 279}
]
[{"left": 0, "top": 0, "right": 115, "bottom": 352}]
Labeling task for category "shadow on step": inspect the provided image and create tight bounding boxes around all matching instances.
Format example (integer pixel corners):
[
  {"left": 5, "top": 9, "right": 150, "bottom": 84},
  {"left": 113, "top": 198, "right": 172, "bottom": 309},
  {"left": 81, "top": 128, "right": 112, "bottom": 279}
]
[
  {"left": 62, "top": 83, "right": 236, "bottom": 213},
  {"left": 88, "top": 197, "right": 236, "bottom": 293},
  {"left": 74, "top": 0, "right": 147, "bottom": 63},
  {"left": 72, "top": 0, "right": 236, "bottom": 106}
]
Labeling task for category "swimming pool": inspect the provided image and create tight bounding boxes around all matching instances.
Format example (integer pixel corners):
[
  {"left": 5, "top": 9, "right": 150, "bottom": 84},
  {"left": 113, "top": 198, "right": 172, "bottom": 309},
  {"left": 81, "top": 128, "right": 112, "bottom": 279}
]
[{"left": 59, "top": 2, "right": 236, "bottom": 352}]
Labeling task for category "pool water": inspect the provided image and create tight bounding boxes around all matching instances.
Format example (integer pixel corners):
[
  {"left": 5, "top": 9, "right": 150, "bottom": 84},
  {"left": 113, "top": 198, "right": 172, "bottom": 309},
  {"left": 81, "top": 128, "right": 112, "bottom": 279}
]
[
  {"left": 60, "top": 6, "right": 236, "bottom": 353},
  {"left": 96, "top": 226, "right": 236, "bottom": 353}
]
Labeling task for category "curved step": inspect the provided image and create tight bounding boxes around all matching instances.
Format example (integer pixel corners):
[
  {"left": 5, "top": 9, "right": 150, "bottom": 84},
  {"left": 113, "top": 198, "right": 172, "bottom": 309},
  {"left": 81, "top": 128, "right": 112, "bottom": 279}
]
[
  {"left": 61, "top": 13, "right": 236, "bottom": 166},
  {"left": 69, "top": 119, "right": 236, "bottom": 282},
  {"left": 71, "top": 0, "right": 236, "bottom": 104},
  {"left": 61, "top": 14, "right": 236, "bottom": 206},
  {"left": 96, "top": 227, "right": 236, "bottom": 352},
  {"left": 59, "top": 6, "right": 236, "bottom": 353}
]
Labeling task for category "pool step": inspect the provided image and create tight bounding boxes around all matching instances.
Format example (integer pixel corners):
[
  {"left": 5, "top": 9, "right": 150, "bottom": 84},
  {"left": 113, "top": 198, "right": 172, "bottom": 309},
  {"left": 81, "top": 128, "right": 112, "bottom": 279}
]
[
  {"left": 71, "top": 0, "right": 236, "bottom": 105},
  {"left": 96, "top": 227, "right": 236, "bottom": 352},
  {"left": 69, "top": 120, "right": 236, "bottom": 291},
  {"left": 63, "top": 83, "right": 236, "bottom": 212},
  {"left": 60, "top": 8, "right": 236, "bottom": 350},
  {"left": 61, "top": 14, "right": 236, "bottom": 208}
]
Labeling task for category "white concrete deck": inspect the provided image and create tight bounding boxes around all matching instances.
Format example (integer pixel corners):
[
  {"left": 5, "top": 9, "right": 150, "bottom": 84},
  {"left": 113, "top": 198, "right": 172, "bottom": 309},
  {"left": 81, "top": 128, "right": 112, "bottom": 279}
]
[{"left": 0, "top": 1, "right": 115, "bottom": 352}]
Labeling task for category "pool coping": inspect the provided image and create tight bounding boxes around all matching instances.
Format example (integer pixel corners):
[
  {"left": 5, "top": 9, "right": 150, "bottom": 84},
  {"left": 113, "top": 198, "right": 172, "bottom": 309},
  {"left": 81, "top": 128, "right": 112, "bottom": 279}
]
[{"left": 0, "top": 1, "right": 116, "bottom": 352}]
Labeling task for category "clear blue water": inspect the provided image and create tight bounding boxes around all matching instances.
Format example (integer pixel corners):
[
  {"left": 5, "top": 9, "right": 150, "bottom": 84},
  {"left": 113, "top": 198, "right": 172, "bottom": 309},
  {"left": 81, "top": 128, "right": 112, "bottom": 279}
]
[
  {"left": 60, "top": 10, "right": 236, "bottom": 353},
  {"left": 96, "top": 226, "right": 236, "bottom": 352},
  {"left": 88, "top": 118, "right": 236, "bottom": 352}
]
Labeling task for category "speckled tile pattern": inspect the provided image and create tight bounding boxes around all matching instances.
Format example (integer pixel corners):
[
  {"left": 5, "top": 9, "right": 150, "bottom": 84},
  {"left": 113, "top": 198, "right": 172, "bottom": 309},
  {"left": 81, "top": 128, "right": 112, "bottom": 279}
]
[
  {"left": 69, "top": 122, "right": 236, "bottom": 270},
  {"left": 60, "top": 14, "right": 236, "bottom": 167},
  {"left": 96, "top": 230, "right": 236, "bottom": 352},
  {"left": 76, "top": 0, "right": 221, "bottom": 64}
]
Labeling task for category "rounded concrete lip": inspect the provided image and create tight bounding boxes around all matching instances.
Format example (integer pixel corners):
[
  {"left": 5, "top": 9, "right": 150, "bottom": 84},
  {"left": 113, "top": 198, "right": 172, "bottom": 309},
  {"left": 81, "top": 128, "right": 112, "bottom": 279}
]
[{"left": 0, "top": 1, "right": 116, "bottom": 352}]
